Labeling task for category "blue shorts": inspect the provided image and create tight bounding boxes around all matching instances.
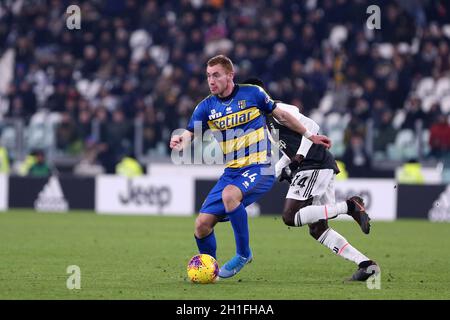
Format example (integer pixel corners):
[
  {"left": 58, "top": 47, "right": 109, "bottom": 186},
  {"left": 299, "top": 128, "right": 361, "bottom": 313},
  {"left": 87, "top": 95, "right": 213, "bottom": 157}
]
[{"left": 199, "top": 164, "right": 275, "bottom": 217}]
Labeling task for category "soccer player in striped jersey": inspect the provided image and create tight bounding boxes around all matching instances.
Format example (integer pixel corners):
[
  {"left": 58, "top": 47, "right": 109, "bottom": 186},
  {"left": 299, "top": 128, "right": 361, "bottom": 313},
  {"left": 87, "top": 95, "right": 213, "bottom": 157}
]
[
  {"left": 170, "top": 55, "right": 331, "bottom": 278},
  {"left": 243, "top": 78, "right": 380, "bottom": 282}
]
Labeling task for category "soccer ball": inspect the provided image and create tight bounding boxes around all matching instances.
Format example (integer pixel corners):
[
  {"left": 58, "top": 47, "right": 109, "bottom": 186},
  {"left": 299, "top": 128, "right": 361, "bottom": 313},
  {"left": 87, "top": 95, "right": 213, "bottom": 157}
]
[{"left": 187, "top": 254, "right": 219, "bottom": 284}]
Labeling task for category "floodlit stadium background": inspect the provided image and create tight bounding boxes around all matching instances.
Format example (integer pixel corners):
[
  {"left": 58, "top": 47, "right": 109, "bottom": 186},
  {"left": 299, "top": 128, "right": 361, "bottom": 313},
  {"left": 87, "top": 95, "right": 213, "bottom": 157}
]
[{"left": 1, "top": 0, "right": 449, "bottom": 219}]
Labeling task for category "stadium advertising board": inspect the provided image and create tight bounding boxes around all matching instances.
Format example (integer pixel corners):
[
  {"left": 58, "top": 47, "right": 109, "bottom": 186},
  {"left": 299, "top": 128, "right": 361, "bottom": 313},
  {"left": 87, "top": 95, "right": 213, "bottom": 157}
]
[
  {"left": 96, "top": 175, "right": 194, "bottom": 215},
  {"left": 8, "top": 175, "right": 95, "bottom": 211},
  {"left": 333, "top": 179, "right": 397, "bottom": 221},
  {"left": 0, "top": 174, "right": 7, "bottom": 211},
  {"left": 196, "top": 178, "right": 396, "bottom": 220},
  {"left": 398, "top": 184, "right": 449, "bottom": 221}
]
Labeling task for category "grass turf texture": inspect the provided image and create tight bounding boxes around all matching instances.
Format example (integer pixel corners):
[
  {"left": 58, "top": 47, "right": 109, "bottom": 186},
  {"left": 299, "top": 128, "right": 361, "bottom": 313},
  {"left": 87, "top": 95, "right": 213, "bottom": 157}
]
[{"left": 1, "top": 210, "right": 449, "bottom": 300}]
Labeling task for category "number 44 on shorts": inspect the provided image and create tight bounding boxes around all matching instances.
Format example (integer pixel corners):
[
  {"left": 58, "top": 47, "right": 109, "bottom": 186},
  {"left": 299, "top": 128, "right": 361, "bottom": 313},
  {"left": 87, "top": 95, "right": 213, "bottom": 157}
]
[{"left": 242, "top": 170, "right": 258, "bottom": 189}]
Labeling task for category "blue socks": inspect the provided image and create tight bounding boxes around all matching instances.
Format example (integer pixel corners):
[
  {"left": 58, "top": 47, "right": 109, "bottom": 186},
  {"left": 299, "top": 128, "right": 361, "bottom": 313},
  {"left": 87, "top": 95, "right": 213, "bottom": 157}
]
[
  {"left": 195, "top": 230, "right": 217, "bottom": 259},
  {"left": 194, "top": 203, "right": 250, "bottom": 260},
  {"left": 227, "top": 203, "right": 251, "bottom": 258}
]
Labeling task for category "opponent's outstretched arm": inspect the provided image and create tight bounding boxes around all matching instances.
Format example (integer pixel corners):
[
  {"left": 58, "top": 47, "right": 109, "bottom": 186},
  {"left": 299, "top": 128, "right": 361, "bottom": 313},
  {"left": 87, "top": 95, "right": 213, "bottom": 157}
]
[{"left": 271, "top": 106, "right": 331, "bottom": 149}]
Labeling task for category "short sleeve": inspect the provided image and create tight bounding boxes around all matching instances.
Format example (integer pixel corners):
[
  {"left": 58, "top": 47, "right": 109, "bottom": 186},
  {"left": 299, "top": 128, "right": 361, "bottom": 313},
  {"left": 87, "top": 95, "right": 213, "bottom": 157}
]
[
  {"left": 254, "top": 86, "right": 275, "bottom": 114},
  {"left": 186, "top": 101, "right": 208, "bottom": 132}
]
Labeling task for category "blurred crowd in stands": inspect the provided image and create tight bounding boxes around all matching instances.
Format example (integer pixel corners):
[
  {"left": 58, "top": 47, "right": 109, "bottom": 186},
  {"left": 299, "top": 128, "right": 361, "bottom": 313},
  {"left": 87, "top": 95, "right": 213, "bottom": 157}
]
[{"left": 0, "top": 0, "right": 449, "bottom": 176}]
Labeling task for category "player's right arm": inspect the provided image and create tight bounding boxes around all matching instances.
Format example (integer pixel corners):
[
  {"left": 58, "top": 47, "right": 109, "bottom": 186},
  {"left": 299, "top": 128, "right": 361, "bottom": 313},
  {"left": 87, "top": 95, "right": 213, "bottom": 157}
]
[
  {"left": 170, "top": 100, "right": 208, "bottom": 151},
  {"left": 170, "top": 130, "right": 194, "bottom": 151}
]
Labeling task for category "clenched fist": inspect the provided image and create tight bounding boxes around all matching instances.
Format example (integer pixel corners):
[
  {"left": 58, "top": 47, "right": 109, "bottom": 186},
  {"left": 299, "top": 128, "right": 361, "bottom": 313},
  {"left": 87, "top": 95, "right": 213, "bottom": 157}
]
[{"left": 170, "top": 135, "right": 183, "bottom": 151}]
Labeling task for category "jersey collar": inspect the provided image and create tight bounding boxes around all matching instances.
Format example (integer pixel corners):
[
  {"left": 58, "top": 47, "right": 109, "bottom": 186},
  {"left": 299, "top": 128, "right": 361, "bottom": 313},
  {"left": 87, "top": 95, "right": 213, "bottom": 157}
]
[{"left": 216, "top": 84, "right": 239, "bottom": 102}]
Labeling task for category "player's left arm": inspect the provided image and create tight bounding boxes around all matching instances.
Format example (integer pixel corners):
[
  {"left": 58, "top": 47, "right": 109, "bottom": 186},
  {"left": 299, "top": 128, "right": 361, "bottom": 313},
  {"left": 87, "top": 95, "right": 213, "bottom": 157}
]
[
  {"left": 288, "top": 111, "right": 321, "bottom": 170},
  {"left": 275, "top": 103, "right": 320, "bottom": 159},
  {"left": 271, "top": 106, "right": 331, "bottom": 149},
  {"left": 275, "top": 154, "right": 291, "bottom": 178}
]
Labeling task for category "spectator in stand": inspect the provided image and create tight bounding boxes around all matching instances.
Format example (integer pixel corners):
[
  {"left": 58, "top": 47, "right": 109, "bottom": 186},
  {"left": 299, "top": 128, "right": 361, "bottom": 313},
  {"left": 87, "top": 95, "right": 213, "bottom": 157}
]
[
  {"left": 106, "top": 109, "right": 132, "bottom": 160},
  {"left": 402, "top": 97, "right": 426, "bottom": 131},
  {"left": 374, "top": 110, "right": 398, "bottom": 153},
  {"left": 429, "top": 114, "right": 450, "bottom": 159},
  {"left": 0, "top": 0, "right": 449, "bottom": 174},
  {"left": 73, "top": 138, "right": 106, "bottom": 176},
  {"left": 343, "top": 116, "right": 366, "bottom": 147},
  {"left": 47, "top": 82, "right": 68, "bottom": 113},
  {"left": 115, "top": 153, "right": 143, "bottom": 178},
  {"left": 77, "top": 109, "right": 93, "bottom": 143},
  {"left": 28, "top": 150, "right": 51, "bottom": 177},
  {"left": 17, "top": 82, "right": 37, "bottom": 118},
  {"left": 423, "top": 103, "right": 442, "bottom": 129},
  {"left": 341, "top": 133, "right": 372, "bottom": 177},
  {"left": 141, "top": 105, "right": 162, "bottom": 153},
  {"left": 55, "top": 112, "right": 82, "bottom": 155}
]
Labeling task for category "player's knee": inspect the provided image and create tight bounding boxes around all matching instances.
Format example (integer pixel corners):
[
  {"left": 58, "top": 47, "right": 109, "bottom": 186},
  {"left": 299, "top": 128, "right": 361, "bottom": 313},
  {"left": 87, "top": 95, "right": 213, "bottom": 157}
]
[
  {"left": 221, "top": 186, "right": 241, "bottom": 208},
  {"left": 195, "top": 217, "right": 213, "bottom": 238},
  {"left": 282, "top": 207, "right": 296, "bottom": 226},
  {"left": 309, "top": 221, "right": 328, "bottom": 240},
  {"left": 221, "top": 191, "right": 233, "bottom": 207}
]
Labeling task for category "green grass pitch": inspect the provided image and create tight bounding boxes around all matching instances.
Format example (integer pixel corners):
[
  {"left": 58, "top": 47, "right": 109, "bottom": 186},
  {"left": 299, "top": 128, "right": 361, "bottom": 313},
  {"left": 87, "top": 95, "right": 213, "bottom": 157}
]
[{"left": 1, "top": 210, "right": 449, "bottom": 300}]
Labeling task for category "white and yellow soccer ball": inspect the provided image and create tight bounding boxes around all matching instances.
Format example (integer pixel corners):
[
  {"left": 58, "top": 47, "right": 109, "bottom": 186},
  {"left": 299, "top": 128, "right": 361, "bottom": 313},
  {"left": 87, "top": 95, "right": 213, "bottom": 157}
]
[{"left": 187, "top": 254, "right": 219, "bottom": 284}]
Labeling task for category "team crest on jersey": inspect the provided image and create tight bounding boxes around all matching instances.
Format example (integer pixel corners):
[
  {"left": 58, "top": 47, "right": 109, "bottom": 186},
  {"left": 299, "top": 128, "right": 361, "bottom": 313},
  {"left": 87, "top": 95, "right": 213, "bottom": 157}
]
[{"left": 238, "top": 100, "right": 246, "bottom": 109}]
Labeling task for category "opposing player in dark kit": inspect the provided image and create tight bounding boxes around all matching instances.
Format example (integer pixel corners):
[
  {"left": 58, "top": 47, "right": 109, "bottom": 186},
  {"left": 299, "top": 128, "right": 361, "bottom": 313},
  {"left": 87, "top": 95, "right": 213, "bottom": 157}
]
[{"left": 244, "top": 78, "right": 380, "bottom": 281}]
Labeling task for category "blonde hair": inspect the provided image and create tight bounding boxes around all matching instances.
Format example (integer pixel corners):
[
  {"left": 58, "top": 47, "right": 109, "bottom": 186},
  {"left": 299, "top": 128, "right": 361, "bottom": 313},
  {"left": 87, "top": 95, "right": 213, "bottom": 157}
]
[{"left": 207, "top": 55, "right": 234, "bottom": 73}]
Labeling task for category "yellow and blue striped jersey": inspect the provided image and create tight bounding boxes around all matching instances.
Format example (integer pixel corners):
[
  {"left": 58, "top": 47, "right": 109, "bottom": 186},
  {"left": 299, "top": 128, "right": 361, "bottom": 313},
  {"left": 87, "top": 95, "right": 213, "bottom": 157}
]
[{"left": 187, "top": 84, "right": 275, "bottom": 169}]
